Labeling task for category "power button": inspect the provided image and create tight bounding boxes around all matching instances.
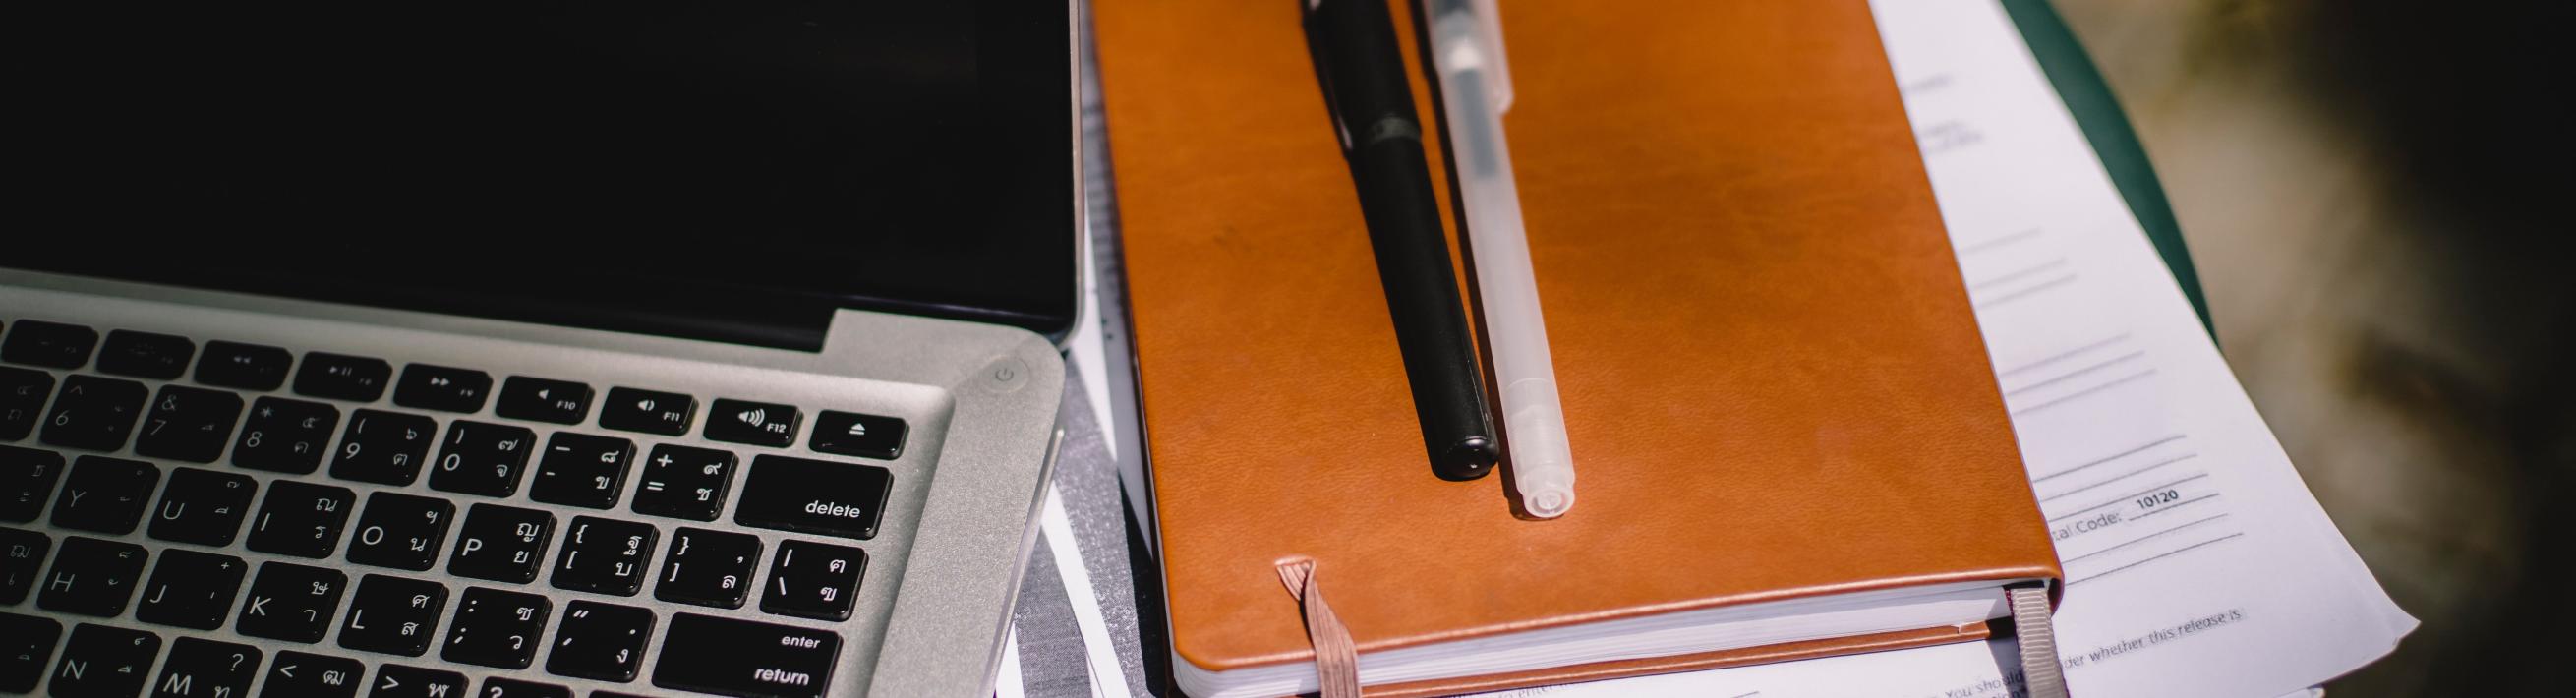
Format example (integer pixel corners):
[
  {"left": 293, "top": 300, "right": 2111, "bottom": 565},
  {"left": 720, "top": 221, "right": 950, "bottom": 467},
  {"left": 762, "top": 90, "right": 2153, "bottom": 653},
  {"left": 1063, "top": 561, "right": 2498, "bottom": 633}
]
[{"left": 983, "top": 356, "right": 1030, "bottom": 393}]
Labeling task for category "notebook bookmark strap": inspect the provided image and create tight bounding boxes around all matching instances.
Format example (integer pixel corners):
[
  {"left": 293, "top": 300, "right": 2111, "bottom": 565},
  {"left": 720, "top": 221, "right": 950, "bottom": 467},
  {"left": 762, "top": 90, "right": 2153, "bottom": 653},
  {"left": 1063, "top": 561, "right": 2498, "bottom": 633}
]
[
  {"left": 2009, "top": 585, "right": 2070, "bottom": 698},
  {"left": 1276, "top": 557, "right": 1362, "bottom": 698}
]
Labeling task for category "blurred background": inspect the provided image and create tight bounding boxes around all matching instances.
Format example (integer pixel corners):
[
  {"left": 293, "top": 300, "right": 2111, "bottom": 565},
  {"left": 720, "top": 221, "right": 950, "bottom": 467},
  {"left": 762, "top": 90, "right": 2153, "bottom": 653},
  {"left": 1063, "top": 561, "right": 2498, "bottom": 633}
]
[{"left": 2048, "top": 0, "right": 2572, "bottom": 694}]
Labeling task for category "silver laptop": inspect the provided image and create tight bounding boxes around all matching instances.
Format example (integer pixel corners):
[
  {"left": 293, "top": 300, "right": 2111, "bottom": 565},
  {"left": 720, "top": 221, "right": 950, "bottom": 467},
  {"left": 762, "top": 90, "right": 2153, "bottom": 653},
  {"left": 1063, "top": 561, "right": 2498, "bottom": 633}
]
[{"left": 2, "top": 2, "right": 1078, "bottom": 696}]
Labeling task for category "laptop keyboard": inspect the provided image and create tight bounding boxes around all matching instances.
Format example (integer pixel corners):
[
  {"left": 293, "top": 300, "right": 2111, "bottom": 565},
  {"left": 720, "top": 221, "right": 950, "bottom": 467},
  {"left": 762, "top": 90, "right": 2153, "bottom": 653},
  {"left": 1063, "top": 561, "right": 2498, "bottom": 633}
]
[{"left": 1, "top": 317, "right": 909, "bottom": 697}]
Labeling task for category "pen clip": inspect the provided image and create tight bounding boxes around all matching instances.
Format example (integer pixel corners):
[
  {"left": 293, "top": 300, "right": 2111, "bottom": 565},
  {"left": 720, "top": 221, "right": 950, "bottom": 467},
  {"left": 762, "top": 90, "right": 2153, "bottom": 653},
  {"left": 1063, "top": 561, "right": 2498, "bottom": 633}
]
[{"left": 1301, "top": 0, "right": 1356, "bottom": 153}]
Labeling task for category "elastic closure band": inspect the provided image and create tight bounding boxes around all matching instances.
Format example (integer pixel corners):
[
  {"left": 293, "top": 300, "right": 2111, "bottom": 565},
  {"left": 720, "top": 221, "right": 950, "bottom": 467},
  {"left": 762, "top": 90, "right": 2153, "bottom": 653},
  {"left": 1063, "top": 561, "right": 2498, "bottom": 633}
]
[
  {"left": 2010, "top": 585, "right": 2070, "bottom": 698},
  {"left": 1276, "top": 557, "right": 1361, "bottom": 698}
]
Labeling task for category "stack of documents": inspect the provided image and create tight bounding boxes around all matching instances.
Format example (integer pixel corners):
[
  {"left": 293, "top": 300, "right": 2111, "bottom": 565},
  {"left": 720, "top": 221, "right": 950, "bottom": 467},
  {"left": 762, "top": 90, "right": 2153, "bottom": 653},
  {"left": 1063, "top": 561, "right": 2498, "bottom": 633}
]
[{"left": 1477, "top": 0, "right": 2417, "bottom": 695}]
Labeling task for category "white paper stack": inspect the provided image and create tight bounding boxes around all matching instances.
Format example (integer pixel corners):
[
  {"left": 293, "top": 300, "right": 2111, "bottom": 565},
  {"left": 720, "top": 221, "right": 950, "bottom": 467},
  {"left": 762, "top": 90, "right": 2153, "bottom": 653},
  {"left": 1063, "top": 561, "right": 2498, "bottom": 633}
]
[{"left": 1476, "top": 0, "right": 2417, "bottom": 695}]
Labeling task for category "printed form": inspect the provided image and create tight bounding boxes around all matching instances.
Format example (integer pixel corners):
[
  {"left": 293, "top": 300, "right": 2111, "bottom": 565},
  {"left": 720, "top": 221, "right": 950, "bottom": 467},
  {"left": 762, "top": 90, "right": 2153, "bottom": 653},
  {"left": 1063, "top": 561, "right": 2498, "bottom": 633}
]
[{"left": 1485, "top": 0, "right": 2415, "bottom": 696}]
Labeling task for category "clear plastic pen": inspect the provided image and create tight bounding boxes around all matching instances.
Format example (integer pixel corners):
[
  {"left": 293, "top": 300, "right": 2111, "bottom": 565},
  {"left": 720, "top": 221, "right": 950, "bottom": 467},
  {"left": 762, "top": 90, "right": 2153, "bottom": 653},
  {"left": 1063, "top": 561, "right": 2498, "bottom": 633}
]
[{"left": 1428, "top": 0, "right": 1576, "bottom": 518}]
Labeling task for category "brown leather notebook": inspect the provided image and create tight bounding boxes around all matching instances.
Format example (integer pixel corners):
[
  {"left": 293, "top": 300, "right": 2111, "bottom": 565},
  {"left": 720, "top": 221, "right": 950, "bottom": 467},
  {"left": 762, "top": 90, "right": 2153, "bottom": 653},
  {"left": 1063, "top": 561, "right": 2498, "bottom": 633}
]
[{"left": 1096, "top": 0, "right": 2063, "bottom": 695}]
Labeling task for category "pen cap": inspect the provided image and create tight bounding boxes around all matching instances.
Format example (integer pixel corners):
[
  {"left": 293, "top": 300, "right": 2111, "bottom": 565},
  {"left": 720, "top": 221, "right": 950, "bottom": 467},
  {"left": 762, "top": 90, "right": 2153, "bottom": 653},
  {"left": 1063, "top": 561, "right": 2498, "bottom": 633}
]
[
  {"left": 1427, "top": 0, "right": 1514, "bottom": 112},
  {"left": 1305, "top": 0, "right": 1427, "bottom": 150}
]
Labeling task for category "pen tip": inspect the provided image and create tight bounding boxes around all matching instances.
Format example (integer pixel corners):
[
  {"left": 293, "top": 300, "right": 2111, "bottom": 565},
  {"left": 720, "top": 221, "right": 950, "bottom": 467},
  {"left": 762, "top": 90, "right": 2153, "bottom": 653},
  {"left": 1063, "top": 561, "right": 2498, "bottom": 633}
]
[{"left": 1523, "top": 487, "right": 1573, "bottom": 518}]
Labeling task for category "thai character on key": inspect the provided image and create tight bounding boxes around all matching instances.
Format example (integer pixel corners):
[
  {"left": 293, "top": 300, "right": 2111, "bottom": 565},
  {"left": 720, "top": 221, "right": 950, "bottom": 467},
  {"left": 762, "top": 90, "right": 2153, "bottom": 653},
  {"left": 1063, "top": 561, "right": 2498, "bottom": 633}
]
[
  {"left": 411, "top": 594, "right": 431, "bottom": 609},
  {"left": 401, "top": 622, "right": 420, "bottom": 636},
  {"left": 721, "top": 575, "right": 737, "bottom": 590}
]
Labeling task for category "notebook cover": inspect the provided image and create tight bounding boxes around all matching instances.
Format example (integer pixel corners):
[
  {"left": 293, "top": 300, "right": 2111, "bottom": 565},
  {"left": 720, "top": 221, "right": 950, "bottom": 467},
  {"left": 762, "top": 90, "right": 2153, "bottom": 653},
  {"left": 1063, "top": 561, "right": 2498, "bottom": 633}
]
[{"left": 1096, "top": 0, "right": 2062, "bottom": 691}]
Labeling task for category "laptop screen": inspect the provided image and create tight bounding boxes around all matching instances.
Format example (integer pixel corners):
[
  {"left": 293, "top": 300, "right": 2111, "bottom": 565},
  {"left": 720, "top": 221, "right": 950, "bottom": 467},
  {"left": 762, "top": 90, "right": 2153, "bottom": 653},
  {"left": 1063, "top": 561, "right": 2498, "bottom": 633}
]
[{"left": 4, "top": 1, "right": 1077, "bottom": 348}]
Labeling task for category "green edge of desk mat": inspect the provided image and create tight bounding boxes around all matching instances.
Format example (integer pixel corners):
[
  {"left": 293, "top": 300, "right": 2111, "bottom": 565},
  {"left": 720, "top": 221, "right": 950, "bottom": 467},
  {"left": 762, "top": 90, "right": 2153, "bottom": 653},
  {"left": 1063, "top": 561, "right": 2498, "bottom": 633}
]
[{"left": 1997, "top": 0, "right": 2217, "bottom": 342}]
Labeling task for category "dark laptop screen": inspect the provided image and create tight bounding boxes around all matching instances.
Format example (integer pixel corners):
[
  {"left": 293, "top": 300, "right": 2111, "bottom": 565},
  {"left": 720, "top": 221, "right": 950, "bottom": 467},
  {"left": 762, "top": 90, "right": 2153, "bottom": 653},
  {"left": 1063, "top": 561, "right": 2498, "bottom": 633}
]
[{"left": 3, "top": 1, "right": 1077, "bottom": 348}]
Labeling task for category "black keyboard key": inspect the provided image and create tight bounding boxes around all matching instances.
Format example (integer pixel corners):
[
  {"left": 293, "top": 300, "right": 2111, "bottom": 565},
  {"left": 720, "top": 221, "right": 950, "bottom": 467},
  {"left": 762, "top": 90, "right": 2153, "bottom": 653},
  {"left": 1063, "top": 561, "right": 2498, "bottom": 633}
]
[
  {"left": 1, "top": 527, "right": 47, "bottom": 605},
  {"left": 2, "top": 320, "right": 97, "bottom": 369},
  {"left": 0, "top": 611, "right": 63, "bottom": 693},
  {"left": 152, "top": 637, "right": 262, "bottom": 698},
  {"left": 233, "top": 397, "right": 341, "bottom": 474},
  {"left": 551, "top": 517, "right": 655, "bottom": 597},
  {"left": 237, "top": 562, "right": 347, "bottom": 643},
  {"left": 0, "top": 367, "right": 56, "bottom": 441},
  {"left": 246, "top": 480, "right": 356, "bottom": 558},
  {"left": 652, "top": 613, "right": 839, "bottom": 698},
  {"left": 51, "top": 623, "right": 159, "bottom": 697},
  {"left": 547, "top": 601, "right": 654, "bottom": 683},
  {"left": 329, "top": 410, "right": 437, "bottom": 486},
  {"left": 735, "top": 455, "right": 892, "bottom": 540},
  {"left": 346, "top": 493, "right": 453, "bottom": 571},
  {"left": 50, "top": 455, "right": 160, "bottom": 535},
  {"left": 295, "top": 353, "right": 392, "bottom": 403},
  {"left": 195, "top": 341, "right": 292, "bottom": 391},
  {"left": 339, "top": 575, "right": 449, "bottom": 657},
  {"left": 146, "top": 467, "right": 256, "bottom": 547},
  {"left": 494, "top": 378, "right": 590, "bottom": 425},
  {"left": 597, "top": 388, "right": 694, "bottom": 436},
  {"left": 703, "top": 399, "right": 798, "bottom": 447},
  {"left": 656, "top": 528, "right": 760, "bottom": 610},
  {"left": 263, "top": 651, "right": 365, "bottom": 698},
  {"left": 427, "top": 421, "right": 535, "bottom": 497},
  {"left": 447, "top": 504, "right": 554, "bottom": 585},
  {"left": 473, "top": 677, "right": 570, "bottom": 698},
  {"left": 370, "top": 664, "right": 467, "bottom": 698},
  {"left": 809, "top": 411, "right": 907, "bottom": 460},
  {"left": 40, "top": 375, "right": 148, "bottom": 452},
  {"left": 630, "top": 445, "right": 735, "bottom": 522},
  {"left": 0, "top": 444, "right": 65, "bottom": 522},
  {"left": 441, "top": 587, "right": 549, "bottom": 669},
  {"left": 760, "top": 540, "right": 865, "bottom": 621},
  {"left": 37, "top": 536, "right": 146, "bottom": 617},
  {"left": 134, "top": 385, "right": 245, "bottom": 463},
  {"left": 391, "top": 365, "right": 492, "bottom": 414},
  {"left": 97, "top": 330, "right": 195, "bottom": 380},
  {"left": 135, "top": 549, "right": 247, "bottom": 630},
  {"left": 528, "top": 433, "right": 632, "bottom": 509}
]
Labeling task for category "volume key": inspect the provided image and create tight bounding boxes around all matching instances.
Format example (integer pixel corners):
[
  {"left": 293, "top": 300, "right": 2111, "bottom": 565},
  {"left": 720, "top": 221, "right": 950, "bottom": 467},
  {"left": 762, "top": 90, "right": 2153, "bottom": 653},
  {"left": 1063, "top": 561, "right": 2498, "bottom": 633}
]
[{"left": 703, "top": 399, "right": 798, "bottom": 447}]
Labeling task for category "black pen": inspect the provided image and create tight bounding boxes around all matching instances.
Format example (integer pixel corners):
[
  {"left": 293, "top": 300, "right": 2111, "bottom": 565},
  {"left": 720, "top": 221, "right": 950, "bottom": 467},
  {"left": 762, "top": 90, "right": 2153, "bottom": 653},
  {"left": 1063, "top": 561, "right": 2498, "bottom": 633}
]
[{"left": 1304, "top": 0, "right": 1499, "bottom": 480}]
